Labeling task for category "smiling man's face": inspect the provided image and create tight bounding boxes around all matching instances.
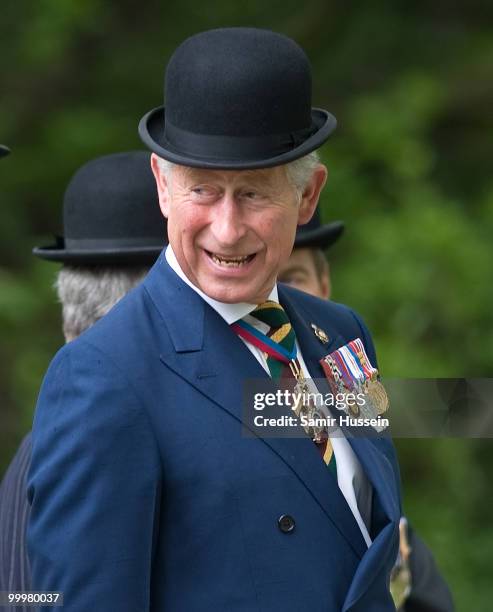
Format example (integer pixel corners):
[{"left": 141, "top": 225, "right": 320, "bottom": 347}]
[{"left": 151, "top": 156, "right": 326, "bottom": 304}]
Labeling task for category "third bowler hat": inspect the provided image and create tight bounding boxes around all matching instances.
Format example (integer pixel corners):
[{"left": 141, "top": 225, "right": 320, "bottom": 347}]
[
  {"left": 33, "top": 151, "right": 167, "bottom": 265},
  {"left": 139, "top": 28, "right": 337, "bottom": 169},
  {"left": 295, "top": 209, "right": 344, "bottom": 250}
]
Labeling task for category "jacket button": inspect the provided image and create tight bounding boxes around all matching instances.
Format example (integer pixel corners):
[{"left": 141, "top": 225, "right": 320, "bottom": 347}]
[{"left": 278, "top": 514, "right": 295, "bottom": 533}]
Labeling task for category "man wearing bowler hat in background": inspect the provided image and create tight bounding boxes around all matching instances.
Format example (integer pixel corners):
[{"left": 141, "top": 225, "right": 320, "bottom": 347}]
[
  {"left": 29, "top": 29, "right": 404, "bottom": 611},
  {"left": 0, "top": 152, "right": 166, "bottom": 609},
  {"left": 279, "top": 209, "right": 344, "bottom": 299}
]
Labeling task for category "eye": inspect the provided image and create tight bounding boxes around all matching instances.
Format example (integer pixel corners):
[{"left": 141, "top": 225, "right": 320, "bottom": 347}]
[
  {"left": 190, "top": 185, "right": 218, "bottom": 200},
  {"left": 279, "top": 273, "right": 307, "bottom": 287},
  {"left": 281, "top": 275, "right": 298, "bottom": 285},
  {"left": 241, "top": 190, "right": 265, "bottom": 201}
]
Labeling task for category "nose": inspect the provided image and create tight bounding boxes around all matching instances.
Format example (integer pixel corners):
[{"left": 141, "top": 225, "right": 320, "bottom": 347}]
[{"left": 210, "top": 194, "right": 247, "bottom": 247}]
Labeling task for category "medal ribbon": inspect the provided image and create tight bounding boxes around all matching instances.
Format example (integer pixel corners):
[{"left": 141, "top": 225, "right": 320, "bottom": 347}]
[
  {"left": 340, "top": 345, "right": 365, "bottom": 382},
  {"left": 332, "top": 350, "right": 355, "bottom": 389},
  {"left": 348, "top": 339, "right": 378, "bottom": 379}
]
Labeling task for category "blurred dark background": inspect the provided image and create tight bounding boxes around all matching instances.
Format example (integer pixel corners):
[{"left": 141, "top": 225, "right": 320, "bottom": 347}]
[{"left": 1, "top": 2, "right": 492, "bottom": 608}]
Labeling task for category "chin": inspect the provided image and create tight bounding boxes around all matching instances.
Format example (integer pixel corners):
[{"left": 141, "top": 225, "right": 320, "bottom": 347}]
[
  {"left": 209, "top": 289, "right": 253, "bottom": 304},
  {"left": 201, "top": 283, "right": 258, "bottom": 304}
]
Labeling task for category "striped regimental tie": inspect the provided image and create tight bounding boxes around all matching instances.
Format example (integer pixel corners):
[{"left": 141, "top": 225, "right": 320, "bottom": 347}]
[{"left": 232, "top": 300, "right": 337, "bottom": 474}]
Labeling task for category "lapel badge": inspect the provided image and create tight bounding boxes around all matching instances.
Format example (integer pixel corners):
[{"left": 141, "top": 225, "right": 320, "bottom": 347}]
[{"left": 310, "top": 323, "right": 329, "bottom": 345}]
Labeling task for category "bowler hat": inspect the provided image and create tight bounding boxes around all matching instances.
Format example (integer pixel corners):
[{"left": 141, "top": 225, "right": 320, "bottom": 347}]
[
  {"left": 33, "top": 151, "right": 167, "bottom": 265},
  {"left": 0, "top": 145, "right": 10, "bottom": 157},
  {"left": 294, "top": 209, "right": 344, "bottom": 250},
  {"left": 139, "top": 28, "right": 337, "bottom": 169}
]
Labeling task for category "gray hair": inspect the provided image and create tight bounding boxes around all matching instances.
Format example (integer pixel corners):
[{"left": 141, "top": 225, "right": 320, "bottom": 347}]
[
  {"left": 55, "top": 266, "right": 148, "bottom": 342},
  {"left": 156, "top": 150, "right": 321, "bottom": 195},
  {"left": 284, "top": 151, "right": 321, "bottom": 193}
]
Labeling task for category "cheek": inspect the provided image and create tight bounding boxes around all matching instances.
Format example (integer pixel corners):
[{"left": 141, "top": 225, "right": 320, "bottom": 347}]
[
  {"left": 260, "top": 206, "right": 298, "bottom": 243},
  {"left": 169, "top": 205, "right": 207, "bottom": 241},
  {"left": 268, "top": 216, "right": 298, "bottom": 259}
]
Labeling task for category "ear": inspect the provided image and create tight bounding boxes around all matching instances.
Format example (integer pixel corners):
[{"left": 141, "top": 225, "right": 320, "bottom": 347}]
[
  {"left": 297, "top": 163, "right": 328, "bottom": 225},
  {"left": 150, "top": 153, "right": 170, "bottom": 218}
]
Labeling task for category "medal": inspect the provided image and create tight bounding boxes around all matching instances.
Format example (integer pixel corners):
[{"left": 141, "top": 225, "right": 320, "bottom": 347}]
[
  {"left": 310, "top": 323, "right": 329, "bottom": 345},
  {"left": 320, "top": 338, "right": 390, "bottom": 430},
  {"left": 365, "top": 378, "right": 389, "bottom": 415},
  {"left": 289, "top": 359, "right": 327, "bottom": 442}
]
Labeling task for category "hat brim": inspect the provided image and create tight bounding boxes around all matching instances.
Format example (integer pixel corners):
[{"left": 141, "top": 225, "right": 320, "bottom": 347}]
[
  {"left": 294, "top": 221, "right": 344, "bottom": 251},
  {"left": 0, "top": 145, "right": 11, "bottom": 158},
  {"left": 139, "top": 107, "right": 337, "bottom": 170},
  {"left": 32, "top": 244, "right": 164, "bottom": 266}
]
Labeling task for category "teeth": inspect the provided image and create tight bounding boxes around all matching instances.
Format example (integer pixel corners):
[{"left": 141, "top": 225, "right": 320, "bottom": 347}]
[{"left": 210, "top": 253, "right": 251, "bottom": 267}]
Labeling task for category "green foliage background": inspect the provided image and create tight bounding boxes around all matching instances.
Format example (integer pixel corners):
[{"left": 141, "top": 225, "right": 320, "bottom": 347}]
[{"left": 1, "top": 2, "right": 492, "bottom": 608}]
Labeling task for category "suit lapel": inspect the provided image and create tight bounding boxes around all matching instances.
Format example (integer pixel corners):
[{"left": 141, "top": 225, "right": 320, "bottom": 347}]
[
  {"left": 145, "top": 262, "right": 379, "bottom": 559},
  {"left": 280, "top": 285, "right": 401, "bottom": 607},
  {"left": 278, "top": 284, "right": 347, "bottom": 380}
]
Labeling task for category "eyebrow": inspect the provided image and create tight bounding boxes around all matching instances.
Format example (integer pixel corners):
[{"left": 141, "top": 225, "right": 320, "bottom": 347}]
[{"left": 184, "top": 168, "right": 277, "bottom": 188}]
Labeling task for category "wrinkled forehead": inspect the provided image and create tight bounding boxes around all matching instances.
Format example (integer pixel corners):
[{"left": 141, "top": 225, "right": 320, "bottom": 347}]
[{"left": 173, "top": 163, "right": 289, "bottom": 187}]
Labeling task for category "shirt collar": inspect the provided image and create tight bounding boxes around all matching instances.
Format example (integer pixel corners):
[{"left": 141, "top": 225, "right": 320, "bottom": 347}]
[{"left": 165, "top": 245, "right": 278, "bottom": 324}]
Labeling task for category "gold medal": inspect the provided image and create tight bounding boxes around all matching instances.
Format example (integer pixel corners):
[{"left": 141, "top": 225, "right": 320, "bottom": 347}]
[
  {"left": 347, "top": 397, "right": 361, "bottom": 417},
  {"left": 366, "top": 378, "right": 389, "bottom": 415},
  {"left": 289, "top": 360, "right": 326, "bottom": 441}
]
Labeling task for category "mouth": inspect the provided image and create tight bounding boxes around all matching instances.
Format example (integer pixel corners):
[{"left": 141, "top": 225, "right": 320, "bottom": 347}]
[{"left": 205, "top": 250, "right": 256, "bottom": 268}]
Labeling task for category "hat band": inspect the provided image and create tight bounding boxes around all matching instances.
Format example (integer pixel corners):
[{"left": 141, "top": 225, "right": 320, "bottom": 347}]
[
  {"left": 64, "top": 237, "right": 165, "bottom": 250},
  {"left": 164, "top": 120, "right": 316, "bottom": 160}
]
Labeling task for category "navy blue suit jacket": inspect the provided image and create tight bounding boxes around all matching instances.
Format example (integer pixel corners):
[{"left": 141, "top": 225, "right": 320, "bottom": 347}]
[
  {"left": 0, "top": 434, "right": 31, "bottom": 612},
  {"left": 1, "top": 443, "right": 453, "bottom": 611},
  {"left": 28, "top": 255, "right": 402, "bottom": 611}
]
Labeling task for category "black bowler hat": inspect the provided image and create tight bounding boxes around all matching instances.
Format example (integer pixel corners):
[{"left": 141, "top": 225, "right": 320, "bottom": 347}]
[
  {"left": 33, "top": 151, "right": 167, "bottom": 265},
  {"left": 139, "top": 28, "right": 337, "bottom": 169},
  {"left": 0, "top": 145, "right": 10, "bottom": 157},
  {"left": 294, "top": 209, "right": 344, "bottom": 251}
]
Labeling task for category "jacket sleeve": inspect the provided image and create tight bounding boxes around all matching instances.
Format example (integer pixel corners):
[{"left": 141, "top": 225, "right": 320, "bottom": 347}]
[
  {"left": 0, "top": 433, "right": 32, "bottom": 593},
  {"left": 27, "top": 341, "right": 162, "bottom": 612}
]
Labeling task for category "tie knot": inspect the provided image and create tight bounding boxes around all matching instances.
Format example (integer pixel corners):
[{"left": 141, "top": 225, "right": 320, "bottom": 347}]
[
  {"left": 251, "top": 300, "right": 291, "bottom": 329},
  {"left": 231, "top": 299, "right": 296, "bottom": 372}
]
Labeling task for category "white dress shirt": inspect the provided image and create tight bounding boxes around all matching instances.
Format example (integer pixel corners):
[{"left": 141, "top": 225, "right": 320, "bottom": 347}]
[{"left": 165, "top": 246, "right": 373, "bottom": 547}]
